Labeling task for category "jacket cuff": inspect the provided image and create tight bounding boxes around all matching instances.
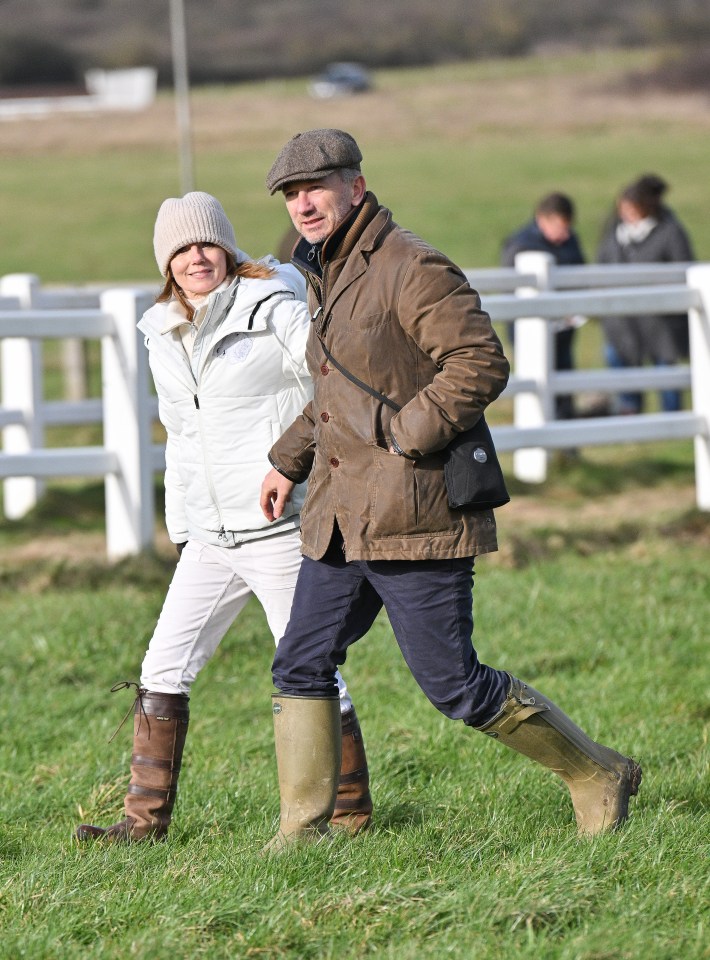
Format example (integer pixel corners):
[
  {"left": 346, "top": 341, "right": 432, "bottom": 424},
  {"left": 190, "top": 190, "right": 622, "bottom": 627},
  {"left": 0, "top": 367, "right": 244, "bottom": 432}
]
[
  {"left": 390, "top": 432, "right": 416, "bottom": 460},
  {"left": 268, "top": 453, "right": 302, "bottom": 483}
]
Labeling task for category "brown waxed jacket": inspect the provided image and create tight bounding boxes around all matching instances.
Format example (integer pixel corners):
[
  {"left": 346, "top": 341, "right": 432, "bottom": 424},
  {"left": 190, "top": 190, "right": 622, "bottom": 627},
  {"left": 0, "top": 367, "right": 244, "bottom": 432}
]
[{"left": 268, "top": 193, "right": 510, "bottom": 561}]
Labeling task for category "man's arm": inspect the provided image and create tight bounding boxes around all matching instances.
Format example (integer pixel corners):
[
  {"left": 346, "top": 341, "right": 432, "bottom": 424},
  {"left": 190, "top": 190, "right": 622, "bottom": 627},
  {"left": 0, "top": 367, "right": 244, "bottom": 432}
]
[
  {"left": 268, "top": 400, "right": 317, "bottom": 481},
  {"left": 390, "top": 250, "right": 510, "bottom": 458}
]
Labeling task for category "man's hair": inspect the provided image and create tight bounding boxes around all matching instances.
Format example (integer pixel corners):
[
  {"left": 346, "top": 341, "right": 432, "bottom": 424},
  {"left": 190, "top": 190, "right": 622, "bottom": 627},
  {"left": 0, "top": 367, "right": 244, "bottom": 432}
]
[
  {"left": 536, "top": 192, "right": 575, "bottom": 221},
  {"left": 338, "top": 168, "right": 362, "bottom": 185}
]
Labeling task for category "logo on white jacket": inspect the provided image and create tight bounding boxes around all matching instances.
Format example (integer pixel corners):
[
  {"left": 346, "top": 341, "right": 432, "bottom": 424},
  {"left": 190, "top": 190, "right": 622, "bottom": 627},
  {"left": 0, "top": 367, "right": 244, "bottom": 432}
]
[{"left": 216, "top": 333, "right": 253, "bottom": 364}]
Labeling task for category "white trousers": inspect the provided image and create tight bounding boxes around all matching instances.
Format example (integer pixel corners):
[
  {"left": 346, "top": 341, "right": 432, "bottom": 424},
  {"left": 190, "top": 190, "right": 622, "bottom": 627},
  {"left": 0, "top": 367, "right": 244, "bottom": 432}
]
[{"left": 140, "top": 529, "right": 351, "bottom": 711}]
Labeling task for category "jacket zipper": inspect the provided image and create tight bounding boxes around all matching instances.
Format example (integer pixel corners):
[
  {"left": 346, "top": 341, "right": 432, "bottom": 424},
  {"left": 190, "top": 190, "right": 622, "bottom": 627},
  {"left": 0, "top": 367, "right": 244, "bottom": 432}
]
[{"left": 193, "top": 391, "right": 227, "bottom": 542}]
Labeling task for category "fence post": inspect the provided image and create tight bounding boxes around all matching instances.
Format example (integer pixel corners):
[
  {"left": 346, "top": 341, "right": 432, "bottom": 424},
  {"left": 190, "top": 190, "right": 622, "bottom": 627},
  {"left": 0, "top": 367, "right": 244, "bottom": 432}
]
[
  {"left": 0, "top": 273, "right": 45, "bottom": 518},
  {"left": 100, "top": 289, "right": 155, "bottom": 558},
  {"left": 686, "top": 265, "right": 710, "bottom": 510},
  {"left": 511, "top": 251, "right": 555, "bottom": 483}
]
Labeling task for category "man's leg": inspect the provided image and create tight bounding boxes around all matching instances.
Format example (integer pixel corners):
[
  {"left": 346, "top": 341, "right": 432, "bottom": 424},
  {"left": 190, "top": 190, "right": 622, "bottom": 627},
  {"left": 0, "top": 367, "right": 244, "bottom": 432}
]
[
  {"left": 554, "top": 328, "right": 576, "bottom": 420},
  {"left": 364, "top": 556, "right": 508, "bottom": 725},
  {"left": 242, "top": 528, "right": 372, "bottom": 831},
  {"left": 242, "top": 528, "right": 353, "bottom": 711},
  {"left": 272, "top": 534, "right": 384, "bottom": 697},
  {"left": 268, "top": 531, "right": 383, "bottom": 848},
  {"left": 366, "top": 559, "right": 641, "bottom": 835}
]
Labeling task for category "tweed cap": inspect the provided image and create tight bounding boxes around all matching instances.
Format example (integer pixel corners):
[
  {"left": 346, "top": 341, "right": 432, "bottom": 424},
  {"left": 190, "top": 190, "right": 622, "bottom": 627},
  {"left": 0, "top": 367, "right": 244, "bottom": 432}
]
[
  {"left": 266, "top": 128, "right": 362, "bottom": 195},
  {"left": 153, "top": 191, "right": 238, "bottom": 276}
]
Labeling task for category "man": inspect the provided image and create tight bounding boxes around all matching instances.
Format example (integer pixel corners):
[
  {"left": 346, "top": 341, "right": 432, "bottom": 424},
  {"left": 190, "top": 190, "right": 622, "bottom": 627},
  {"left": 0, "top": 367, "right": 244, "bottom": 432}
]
[
  {"left": 501, "top": 192, "right": 586, "bottom": 419},
  {"left": 259, "top": 129, "right": 641, "bottom": 850}
]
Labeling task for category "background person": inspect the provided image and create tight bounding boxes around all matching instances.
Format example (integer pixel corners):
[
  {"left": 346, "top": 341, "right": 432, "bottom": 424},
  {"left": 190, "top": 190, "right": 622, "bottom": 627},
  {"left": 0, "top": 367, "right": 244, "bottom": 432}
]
[
  {"left": 597, "top": 174, "right": 695, "bottom": 414},
  {"left": 76, "top": 191, "right": 371, "bottom": 843},
  {"left": 259, "top": 128, "right": 641, "bottom": 851},
  {"left": 501, "top": 192, "right": 586, "bottom": 420}
]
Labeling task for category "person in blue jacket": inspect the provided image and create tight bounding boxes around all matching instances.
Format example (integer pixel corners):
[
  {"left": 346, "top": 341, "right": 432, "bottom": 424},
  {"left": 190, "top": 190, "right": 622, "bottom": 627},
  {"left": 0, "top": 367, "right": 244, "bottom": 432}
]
[{"left": 502, "top": 192, "right": 586, "bottom": 419}]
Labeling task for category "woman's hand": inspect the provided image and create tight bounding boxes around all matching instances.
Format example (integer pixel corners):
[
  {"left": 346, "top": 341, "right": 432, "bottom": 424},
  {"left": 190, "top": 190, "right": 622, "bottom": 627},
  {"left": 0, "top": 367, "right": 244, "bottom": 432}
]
[{"left": 260, "top": 468, "right": 295, "bottom": 521}]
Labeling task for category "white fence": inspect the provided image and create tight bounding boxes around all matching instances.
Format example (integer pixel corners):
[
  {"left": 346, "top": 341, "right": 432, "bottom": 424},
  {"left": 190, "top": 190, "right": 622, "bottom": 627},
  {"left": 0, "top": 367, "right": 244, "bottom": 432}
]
[
  {"left": 466, "top": 253, "right": 710, "bottom": 496},
  {"left": 1, "top": 257, "right": 709, "bottom": 558},
  {"left": 0, "top": 274, "right": 162, "bottom": 558}
]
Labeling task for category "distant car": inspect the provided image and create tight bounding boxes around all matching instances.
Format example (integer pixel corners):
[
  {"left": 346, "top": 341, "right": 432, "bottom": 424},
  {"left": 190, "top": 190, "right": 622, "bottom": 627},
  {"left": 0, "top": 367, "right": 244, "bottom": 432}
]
[{"left": 309, "top": 62, "right": 372, "bottom": 99}]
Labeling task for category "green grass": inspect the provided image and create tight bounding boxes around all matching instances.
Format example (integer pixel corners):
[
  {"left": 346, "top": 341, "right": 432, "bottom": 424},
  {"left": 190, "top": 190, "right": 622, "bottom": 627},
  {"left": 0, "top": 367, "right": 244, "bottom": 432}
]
[{"left": 0, "top": 513, "right": 708, "bottom": 959}]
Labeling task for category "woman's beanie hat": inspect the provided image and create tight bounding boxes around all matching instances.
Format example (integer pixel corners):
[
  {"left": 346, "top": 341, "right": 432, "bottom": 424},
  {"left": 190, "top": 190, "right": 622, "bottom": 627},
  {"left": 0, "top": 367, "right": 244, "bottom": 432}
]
[{"left": 153, "top": 191, "right": 238, "bottom": 276}]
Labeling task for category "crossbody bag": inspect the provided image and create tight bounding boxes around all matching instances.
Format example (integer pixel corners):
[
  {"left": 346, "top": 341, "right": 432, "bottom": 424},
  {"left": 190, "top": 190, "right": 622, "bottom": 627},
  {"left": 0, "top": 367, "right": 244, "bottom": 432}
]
[{"left": 319, "top": 338, "right": 509, "bottom": 511}]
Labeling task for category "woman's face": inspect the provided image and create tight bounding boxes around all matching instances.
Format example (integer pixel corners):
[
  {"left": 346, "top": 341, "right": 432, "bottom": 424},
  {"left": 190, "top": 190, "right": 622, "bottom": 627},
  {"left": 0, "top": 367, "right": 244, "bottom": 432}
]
[
  {"left": 170, "top": 243, "right": 228, "bottom": 298},
  {"left": 618, "top": 199, "right": 644, "bottom": 224}
]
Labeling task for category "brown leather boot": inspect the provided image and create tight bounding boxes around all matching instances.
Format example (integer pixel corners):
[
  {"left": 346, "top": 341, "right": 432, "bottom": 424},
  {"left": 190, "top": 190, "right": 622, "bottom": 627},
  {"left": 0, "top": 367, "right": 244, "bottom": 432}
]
[
  {"left": 479, "top": 675, "right": 642, "bottom": 836},
  {"left": 330, "top": 706, "right": 373, "bottom": 833},
  {"left": 75, "top": 689, "right": 190, "bottom": 843}
]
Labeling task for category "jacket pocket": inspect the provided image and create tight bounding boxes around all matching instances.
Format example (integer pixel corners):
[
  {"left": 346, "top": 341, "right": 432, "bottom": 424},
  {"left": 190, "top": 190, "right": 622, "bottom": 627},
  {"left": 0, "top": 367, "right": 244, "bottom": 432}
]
[
  {"left": 368, "top": 446, "right": 415, "bottom": 537},
  {"left": 369, "top": 446, "right": 452, "bottom": 538}
]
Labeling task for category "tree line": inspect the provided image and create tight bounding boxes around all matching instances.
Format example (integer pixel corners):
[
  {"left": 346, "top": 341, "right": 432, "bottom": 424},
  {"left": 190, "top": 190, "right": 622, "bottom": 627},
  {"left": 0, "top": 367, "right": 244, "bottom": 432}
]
[{"left": 1, "top": 0, "right": 709, "bottom": 89}]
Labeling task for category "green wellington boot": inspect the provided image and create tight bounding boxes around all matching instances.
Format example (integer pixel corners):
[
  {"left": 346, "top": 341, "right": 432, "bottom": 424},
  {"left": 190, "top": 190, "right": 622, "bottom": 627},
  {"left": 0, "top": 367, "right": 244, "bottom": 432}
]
[
  {"left": 264, "top": 694, "right": 341, "bottom": 853},
  {"left": 479, "top": 676, "right": 642, "bottom": 835}
]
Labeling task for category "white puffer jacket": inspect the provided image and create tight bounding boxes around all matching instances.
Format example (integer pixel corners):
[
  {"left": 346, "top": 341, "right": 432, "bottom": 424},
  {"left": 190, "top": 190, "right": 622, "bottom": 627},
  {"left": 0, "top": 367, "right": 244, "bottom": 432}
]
[{"left": 137, "top": 259, "right": 312, "bottom": 546}]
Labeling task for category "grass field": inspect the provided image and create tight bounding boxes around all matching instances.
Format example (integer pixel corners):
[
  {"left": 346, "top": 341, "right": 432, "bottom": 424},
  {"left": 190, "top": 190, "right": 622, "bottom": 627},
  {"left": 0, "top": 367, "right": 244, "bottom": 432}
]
[
  {"left": 0, "top": 476, "right": 708, "bottom": 959},
  {"left": 1, "top": 48, "right": 709, "bottom": 960},
  {"left": 2, "top": 48, "right": 710, "bottom": 283}
]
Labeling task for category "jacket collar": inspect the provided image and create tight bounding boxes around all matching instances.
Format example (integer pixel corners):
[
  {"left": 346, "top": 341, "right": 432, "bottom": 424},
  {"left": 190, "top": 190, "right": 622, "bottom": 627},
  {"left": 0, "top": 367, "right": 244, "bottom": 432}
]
[{"left": 292, "top": 193, "right": 393, "bottom": 335}]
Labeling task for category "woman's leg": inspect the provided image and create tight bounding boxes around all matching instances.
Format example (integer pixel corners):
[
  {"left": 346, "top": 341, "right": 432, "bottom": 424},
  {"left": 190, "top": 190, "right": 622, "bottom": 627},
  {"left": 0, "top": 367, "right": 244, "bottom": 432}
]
[
  {"left": 77, "top": 542, "right": 254, "bottom": 842},
  {"left": 141, "top": 541, "right": 254, "bottom": 693}
]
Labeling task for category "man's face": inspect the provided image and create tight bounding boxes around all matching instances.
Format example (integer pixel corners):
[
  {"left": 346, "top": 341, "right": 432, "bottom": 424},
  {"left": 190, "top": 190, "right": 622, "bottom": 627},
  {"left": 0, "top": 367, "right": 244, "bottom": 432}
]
[
  {"left": 536, "top": 213, "right": 572, "bottom": 246},
  {"left": 283, "top": 172, "right": 365, "bottom": 244}
]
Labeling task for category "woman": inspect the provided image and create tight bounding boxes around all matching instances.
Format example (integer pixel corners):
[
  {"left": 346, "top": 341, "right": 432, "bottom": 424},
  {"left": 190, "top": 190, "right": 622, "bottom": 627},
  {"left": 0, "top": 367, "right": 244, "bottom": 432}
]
[
  {"left": 597, "top": 174, "right": 695, "bottom": 414},
  {"left": 75, "top": 192, "right": 371, "bottom": 842}
]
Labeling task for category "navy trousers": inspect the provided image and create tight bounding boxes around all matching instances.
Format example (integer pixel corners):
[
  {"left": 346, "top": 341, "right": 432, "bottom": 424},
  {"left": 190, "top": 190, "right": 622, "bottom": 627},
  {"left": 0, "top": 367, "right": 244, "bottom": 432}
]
[{"left": 272, "top": 529, "right": 510, "bottom": 728}]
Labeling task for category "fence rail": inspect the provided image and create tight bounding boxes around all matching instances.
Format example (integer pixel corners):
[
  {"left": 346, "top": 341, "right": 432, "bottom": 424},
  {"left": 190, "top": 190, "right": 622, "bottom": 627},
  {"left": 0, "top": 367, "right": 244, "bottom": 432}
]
[{"left": 1, "top": 257, "right": 709, "bottom": 557}]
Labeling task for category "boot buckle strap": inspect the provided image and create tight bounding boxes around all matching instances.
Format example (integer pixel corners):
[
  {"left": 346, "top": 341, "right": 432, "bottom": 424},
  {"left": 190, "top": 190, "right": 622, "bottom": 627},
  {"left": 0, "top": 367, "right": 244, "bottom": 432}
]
[
  {"left": 131, "top": 753, "right": 181, "bottom": 772},
  {"left": 496, "top": 701, "right": 549, "bottom": 735},
  {"left": 337, "top": 766, "right": 369, "bottom": 785},
  {"left": 127, "top": 783, "right": 176, "bottom": 801}
]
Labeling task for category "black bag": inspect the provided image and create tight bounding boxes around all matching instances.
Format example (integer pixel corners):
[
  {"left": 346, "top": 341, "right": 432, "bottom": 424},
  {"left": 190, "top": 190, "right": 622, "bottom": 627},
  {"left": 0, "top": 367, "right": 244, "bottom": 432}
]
[
  {"left": 443, "top": 416, "right": 510, "bottom": 511},
  {"left": 319, "top": 338, "right": 510, "bottom": 512}
]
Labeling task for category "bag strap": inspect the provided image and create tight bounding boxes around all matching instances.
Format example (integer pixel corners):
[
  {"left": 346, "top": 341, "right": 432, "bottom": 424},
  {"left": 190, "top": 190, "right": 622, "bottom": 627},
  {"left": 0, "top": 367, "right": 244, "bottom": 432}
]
[{"left": 319, "top": 338, "right": 402, "bottom": 412}]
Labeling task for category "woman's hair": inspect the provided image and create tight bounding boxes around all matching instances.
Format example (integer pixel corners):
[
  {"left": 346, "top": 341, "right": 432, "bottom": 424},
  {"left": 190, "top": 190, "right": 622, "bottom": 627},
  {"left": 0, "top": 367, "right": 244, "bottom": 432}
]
[
  {"left": 156, "top": 250, "right": 275, "bottom": 321},
  {"left": 620, "top": 174, "right": 669, "bottom": 218}
]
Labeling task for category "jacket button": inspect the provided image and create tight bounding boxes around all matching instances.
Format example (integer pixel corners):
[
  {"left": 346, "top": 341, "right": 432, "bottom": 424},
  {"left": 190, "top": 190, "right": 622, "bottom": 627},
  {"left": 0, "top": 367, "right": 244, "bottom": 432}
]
[
  {"left": 329, "top": 457, "right": 339, "bottom": 468},
  {"left": 320, "top": 364, "right": 329, "bottom": 376},
  {"left": 320, "top": 412, "right": 330, "bottom": 422}
]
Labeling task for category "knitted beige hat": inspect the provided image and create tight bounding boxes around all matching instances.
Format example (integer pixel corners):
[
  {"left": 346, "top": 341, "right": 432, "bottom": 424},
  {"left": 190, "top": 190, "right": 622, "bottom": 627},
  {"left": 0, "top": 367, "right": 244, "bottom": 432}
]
[{"left": 153, "top": 191, "right": 239, "bottom": 276}]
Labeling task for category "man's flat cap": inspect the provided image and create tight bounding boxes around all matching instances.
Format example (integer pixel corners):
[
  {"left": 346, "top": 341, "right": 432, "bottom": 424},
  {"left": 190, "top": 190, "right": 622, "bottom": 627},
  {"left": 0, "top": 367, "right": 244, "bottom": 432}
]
[{"left": 266, "top": 128, "right": 362, "bottom": 195}]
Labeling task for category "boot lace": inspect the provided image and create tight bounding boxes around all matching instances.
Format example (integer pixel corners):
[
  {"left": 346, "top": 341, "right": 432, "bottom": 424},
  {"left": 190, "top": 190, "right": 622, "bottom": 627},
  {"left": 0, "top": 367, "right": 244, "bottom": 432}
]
[{"left": 107, "top": 681, "right": 150, "bottom": 743}]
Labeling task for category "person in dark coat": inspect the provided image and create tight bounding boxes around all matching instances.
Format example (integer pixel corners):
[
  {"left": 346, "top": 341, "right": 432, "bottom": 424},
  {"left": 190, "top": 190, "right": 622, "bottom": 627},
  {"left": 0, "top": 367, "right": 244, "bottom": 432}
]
[
  {"left": 597, "top": 174, "right": 695, "bottom": 414},
  {"left": 502, "top": 193, "right": 586, "bottom": 419}
]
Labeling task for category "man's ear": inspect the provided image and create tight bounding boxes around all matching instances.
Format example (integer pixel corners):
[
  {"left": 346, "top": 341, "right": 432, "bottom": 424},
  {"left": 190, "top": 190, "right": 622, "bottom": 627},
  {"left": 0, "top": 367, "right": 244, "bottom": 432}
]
[{"left": 351, "top": 175, "right": 367, "bottom": 207}]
